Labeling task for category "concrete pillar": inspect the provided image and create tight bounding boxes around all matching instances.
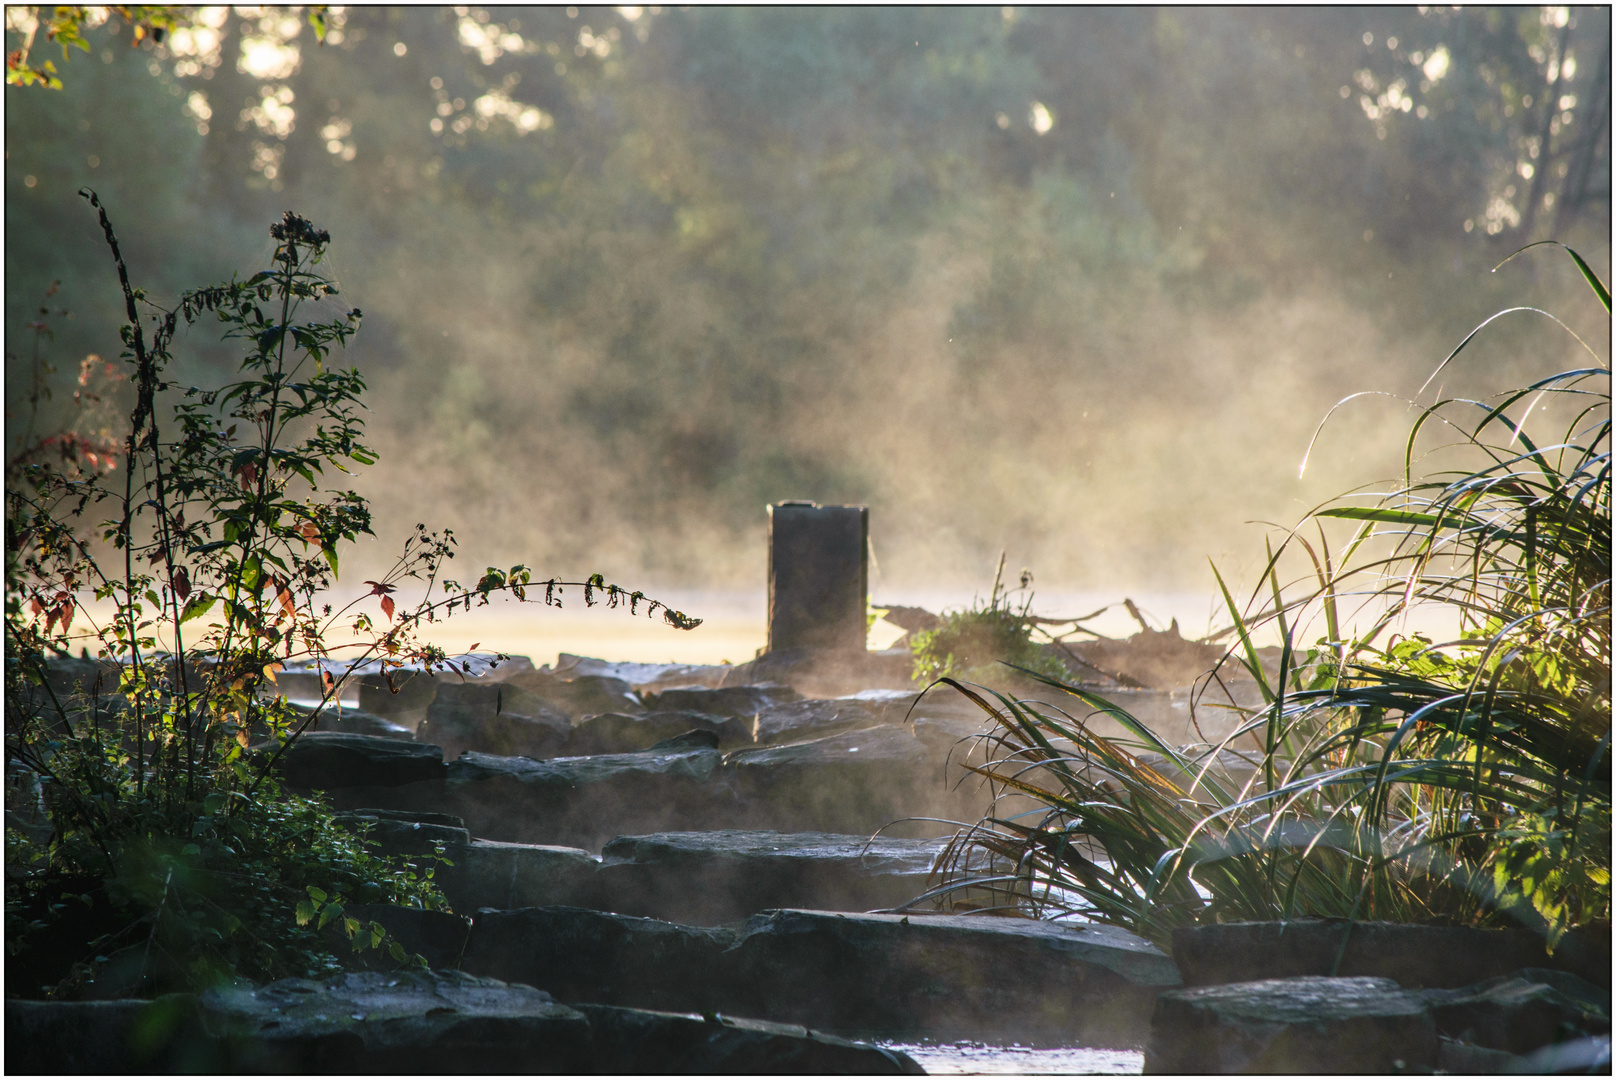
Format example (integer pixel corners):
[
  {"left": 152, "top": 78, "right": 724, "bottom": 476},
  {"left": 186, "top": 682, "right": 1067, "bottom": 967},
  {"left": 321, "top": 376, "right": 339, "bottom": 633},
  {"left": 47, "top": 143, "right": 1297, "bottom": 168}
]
[{"left": 767, "top": 501, "right": 868, "bottom": 653}]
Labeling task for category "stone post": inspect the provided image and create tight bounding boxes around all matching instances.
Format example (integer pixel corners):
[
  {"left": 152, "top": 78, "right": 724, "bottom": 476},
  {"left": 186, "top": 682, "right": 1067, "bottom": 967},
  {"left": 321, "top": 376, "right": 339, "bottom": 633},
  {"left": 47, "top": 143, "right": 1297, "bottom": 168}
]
[{"left": 767, "top": 502, "right": 868, "bottom": 653}]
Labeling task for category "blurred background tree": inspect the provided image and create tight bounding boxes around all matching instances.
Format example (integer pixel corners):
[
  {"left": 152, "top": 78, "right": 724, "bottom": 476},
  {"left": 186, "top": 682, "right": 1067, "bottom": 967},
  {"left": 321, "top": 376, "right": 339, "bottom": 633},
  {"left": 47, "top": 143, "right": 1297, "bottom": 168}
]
[{"left": 6, "top": 5, "right": 1610, "bottom": 596}]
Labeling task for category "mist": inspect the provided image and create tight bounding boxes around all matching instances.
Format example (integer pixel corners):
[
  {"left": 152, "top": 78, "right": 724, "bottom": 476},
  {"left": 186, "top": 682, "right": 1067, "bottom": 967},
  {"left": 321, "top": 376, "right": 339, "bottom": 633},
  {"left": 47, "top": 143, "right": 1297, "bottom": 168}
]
[{"left": 7, "top": 6, "right": 1610, "bottom": 660}]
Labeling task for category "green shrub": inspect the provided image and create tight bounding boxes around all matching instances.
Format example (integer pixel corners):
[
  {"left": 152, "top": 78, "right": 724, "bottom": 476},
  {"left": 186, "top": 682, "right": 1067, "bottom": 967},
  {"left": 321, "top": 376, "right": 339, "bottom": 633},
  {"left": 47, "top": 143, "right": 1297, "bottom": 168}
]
[
  {"left": 910, "top": 556, "right": 1070, "bottom": 685},
  {"left": 4, "top": 196, "right": 697, "bottom": 998}
]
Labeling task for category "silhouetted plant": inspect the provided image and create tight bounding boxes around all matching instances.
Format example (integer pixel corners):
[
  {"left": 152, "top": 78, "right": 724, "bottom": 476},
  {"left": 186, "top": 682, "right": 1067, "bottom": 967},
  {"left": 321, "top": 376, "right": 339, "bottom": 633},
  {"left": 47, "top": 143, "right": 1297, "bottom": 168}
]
[{"left": 4, "top": 194, "right": 699, "bottom": 997}]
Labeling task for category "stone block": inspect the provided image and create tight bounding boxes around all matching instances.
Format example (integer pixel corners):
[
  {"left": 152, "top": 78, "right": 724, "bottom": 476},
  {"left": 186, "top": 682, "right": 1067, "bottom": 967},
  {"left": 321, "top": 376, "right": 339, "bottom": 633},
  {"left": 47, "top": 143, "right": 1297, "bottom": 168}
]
[
  {"left": 592, "top": 830, "right": 948, "bottom": 925},
  {"left": 1143, "top": 975, "right": 1438, "bottom": 1073},
  {"left": 1172, "top": 919, "right": 1611, "bottom": 991},
  {"left": 728, "top": 908, "right": 1180, "bottom": 1045},
  {"left": 767, "top": 502, "right": 868, "bottom": 653}
]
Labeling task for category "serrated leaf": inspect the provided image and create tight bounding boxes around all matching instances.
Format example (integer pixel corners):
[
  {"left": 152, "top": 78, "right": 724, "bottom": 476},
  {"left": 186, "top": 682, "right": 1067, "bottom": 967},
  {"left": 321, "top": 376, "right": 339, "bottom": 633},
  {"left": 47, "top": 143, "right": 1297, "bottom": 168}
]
[
  {"left": 295, "top": 899, "right": 316, "bottom": 926},
  {"left": 306, "top": 885, "right": 328, "bottom": 903},
  {"left": 317, "top": 901, "right": 342, "bottom": 930}
]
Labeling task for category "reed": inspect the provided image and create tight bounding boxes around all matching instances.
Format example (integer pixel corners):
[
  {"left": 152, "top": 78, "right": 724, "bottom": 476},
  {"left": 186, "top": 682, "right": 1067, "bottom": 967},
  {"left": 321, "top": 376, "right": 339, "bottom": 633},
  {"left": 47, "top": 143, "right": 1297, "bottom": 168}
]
[{"left": 926, "top": 246, "right": 1610, "bottom": 950}]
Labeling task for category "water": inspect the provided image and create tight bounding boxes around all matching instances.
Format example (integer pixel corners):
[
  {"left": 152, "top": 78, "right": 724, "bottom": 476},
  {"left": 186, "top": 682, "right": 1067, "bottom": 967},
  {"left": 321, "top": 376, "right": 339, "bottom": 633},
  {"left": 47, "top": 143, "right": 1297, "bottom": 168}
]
[{"left": 877, "top": 1042, "right": 1143, "bottom": 1075}]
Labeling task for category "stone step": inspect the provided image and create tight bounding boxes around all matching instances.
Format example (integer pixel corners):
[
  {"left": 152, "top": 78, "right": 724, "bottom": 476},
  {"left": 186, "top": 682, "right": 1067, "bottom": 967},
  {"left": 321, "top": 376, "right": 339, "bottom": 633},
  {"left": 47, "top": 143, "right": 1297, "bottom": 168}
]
[
  {"left": 336, "top": 810, "right": 949, "bottom": 925},
  {"left": 462, "top": 905, "right": 1181, "bottom": 1046},
  {"left": 4, "top": 970, "right": 920, "bottom": 1074},
  {"left": 1143, "top": 975, "right": 1438, "bottom": 1073},
  {"left": 286, "top": 727, "right": 991, "bottom": 849}
]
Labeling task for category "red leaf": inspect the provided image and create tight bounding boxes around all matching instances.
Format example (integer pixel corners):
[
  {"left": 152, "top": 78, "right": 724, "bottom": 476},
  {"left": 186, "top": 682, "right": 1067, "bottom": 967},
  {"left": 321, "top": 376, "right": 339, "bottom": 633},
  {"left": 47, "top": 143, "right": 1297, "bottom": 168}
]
[
  {"left": 380, "top": 595, "right": 395, "bottom": 621},
  {"left": 172, "top": 566, "right": 191, "bottom": 601}
]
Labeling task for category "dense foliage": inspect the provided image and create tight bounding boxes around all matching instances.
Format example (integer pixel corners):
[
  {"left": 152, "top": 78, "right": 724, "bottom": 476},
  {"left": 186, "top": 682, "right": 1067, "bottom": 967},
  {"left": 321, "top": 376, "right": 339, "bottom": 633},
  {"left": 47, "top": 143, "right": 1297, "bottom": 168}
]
[
  {"left": 4, "top": 200, "right": 695, "bottom": 998},
  {"left": 931, "top": 249, "right": 1610, "bottom": 950}
]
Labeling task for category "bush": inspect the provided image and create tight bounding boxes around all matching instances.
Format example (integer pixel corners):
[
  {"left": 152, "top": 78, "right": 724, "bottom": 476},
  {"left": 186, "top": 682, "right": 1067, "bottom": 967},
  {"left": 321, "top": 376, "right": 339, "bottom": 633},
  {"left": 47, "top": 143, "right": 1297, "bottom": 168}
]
[
  {"left": 910, "top": 555, "right": 1070, "bottom": 685},
  {"left": 4, "top": 196, "right": 698, "bottom": 998}
]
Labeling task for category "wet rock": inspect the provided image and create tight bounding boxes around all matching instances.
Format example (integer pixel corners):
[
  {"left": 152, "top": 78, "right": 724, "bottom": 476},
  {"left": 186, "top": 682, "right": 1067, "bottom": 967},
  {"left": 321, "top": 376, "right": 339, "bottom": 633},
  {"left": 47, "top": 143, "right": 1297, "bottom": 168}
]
[
  {"left": 357, "top": 671, "right": 441, "bottom": 730},
  {"left": 432, "top": 736, "right": 733, "bottom": 848},
  {"left": 571, "top": 1004, "right": 923, "bottom": 1074},
  {"left": 592, "top": 830, "right": 949, "bottom": 925},
  {"left": 1143, "top": 975, "right": 1437, "bottom": 1074},
  {"left": 292, "top": 704, "right": 416, "bottom": 740},
  {"left": 6, "top": 996, "right": 212, "bottom": 1073},
  {"left": 505, "top": 670, "right": 645, "bottom": 718},
  {"left": 643, "top": 684, "right": 800, "bottom": 717},
  {"left": 752, "top": 696, "right": 887, "bottom": 744},
  {"left": 463, "top": 907, "right": 739, "bottom": 1013},
  {"left": 334, "top": 808, "right": 471, "bottom": 856},
  {"left": 458, "top": 839, "right": 603, "bottom": 911},
  {"left": 5, "top": 978, "right": 920, "bottom": 1074},
  {"left": 278, "top": 733, "right": 447, "bottom": 790},
  {"left": 1172, "top": 919, "right": 1612, "bottom": 991},
  {"left": 1517, "top": 1032, "right": 1613, "bottom": 1073},
  {"left": 1420, "top": 968, "right": 1611, "bottom": 1054},
  {"left": 566, "top": 710, "right": 754, "bottom": 755},
  {"left": 722, "top": 647, "right": 916, "bottom": 698},
  {"left": 416, "top": 682, "right": 574, "bottom": 761},
  {"left": 729, "top": 908, "right": 1181, "bottom": 1045},
  {"left": 723, "top": 724, "right": 977, "bottom": 836},
  {"left": 199, "top": 969, "right": 594, "bottom": 1073},
  {"left": 553, "top": 653, "right": 731, "bottom": 694}
]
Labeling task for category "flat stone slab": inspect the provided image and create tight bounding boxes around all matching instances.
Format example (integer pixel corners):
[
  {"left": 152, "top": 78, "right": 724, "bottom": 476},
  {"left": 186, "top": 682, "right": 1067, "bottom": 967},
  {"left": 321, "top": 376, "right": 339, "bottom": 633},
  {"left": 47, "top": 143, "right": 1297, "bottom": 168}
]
[
  {"left": 724, "top": 724, "right": 983, "bottom": 835},
  {"left": 593, "top": 830, "right": 949, "bottom": 924},
  {"left": 643, "top": 684, "right": 801, "bottom": 716},
  {"left": 1173, "top": 919, "right": 1612, "bottom": 991},
  {"left": 728, "top": 909, "right": 1180, "bottom": 1045},
  {"left": 1143, "top": 975, "right": 1437, "bottom": 1074},
  {"left": 278, "top": 732, "right": 447, "bottom": 789},
  {"left": 1420, "top": 968, "right": 1611, "bottom": 1054},
  {"left": 464, "top": 907, "right": 741, "bottom": 1014},
  {"left": 424, "top": 736, "right": 735, "bottom": 849},
  {"left": 416, "top": 683, "right": 572, "bottom": 760},
  {"left": 566, "top": 709, "right": 755, "bottom": 754},
  {"left": 5, "top": 970, "right": 919, "bottom": 1074},
  {"left": 460, "top": 904, "right": 1177, "bottom": 1046}
]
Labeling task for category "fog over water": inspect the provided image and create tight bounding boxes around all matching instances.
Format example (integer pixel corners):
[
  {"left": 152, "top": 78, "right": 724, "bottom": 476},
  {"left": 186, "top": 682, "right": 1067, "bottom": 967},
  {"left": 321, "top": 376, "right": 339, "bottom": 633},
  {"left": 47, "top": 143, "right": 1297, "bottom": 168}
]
[{"left": 7, "top": 6, "right": 1610, "bottom": 664}]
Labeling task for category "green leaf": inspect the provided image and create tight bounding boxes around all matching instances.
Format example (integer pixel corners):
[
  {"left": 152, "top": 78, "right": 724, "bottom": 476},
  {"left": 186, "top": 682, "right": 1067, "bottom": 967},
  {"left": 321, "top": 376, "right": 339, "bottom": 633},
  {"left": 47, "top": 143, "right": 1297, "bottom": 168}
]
[
  {"left": 180, "top": 594, "right": 217, "bottom": 623},
  {"left": 317, "top": 901, "right": 342, "bottom": 930},
  {"left": 295, "top": 899, "right": 316, "bottom": 926},
  {"left": 305, "top": 885, "right": 328, "bottom": 903}
]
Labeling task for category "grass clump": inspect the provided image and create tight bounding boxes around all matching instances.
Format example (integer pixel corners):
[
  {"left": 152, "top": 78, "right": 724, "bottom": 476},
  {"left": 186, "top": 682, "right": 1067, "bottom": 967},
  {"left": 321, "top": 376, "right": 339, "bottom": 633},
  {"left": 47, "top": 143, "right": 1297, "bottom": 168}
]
[
  {"left": 910, "top": 554, "right": 1071, "bottom": 686},
  {"left": 927, "top": 246, "right": 1610, "bottom": 952}
]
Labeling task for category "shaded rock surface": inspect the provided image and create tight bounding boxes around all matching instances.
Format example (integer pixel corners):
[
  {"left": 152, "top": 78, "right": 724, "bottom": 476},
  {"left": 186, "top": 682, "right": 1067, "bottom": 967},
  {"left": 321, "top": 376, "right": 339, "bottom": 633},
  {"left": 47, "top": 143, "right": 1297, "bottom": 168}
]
[
  {"left": 5, "top": 969, "right": 918, "bottom": 1074},
  {"left": 722, "top": 647, "right": 917, "bottom": 697},
  {"left": 727, "top": 908, "right": 1180, "bottom": 1045},
  {"left": 644, "top": 683, "right": 801, "bottom": 716},
  {"left": 1143, "top": 975, "right": 1437, "bottom": 1074},
  {"left": 291, "top": 704, "right": 416, "bottom": 740},
  {"left": 422, "top": 734, "right": 734, "bottom": 849},
  {"left": 461, "top": 905, "right": 1176, "bottom": 1046},
  {"left": 463, "top": 906, "right": 740, "bottom": 1013},
  {"left": 724, "top": 724, "right": 976, "bottom": 836},
  {"left": 416, "top": 682, "right": 572, "bottom": 760},
  {"left": 1420, "top": 968, "right": 1611, "bottom": 1054},
  {"left": 566, "top": 709, "right": 754, "bottom": 755},
  {"left": 593, "top": 830, "right": 948, "bottom": 925},
  {"left": 553, "top": 653, "right": 730, "bottom": 693},
  {"left": 1173, "top": 919, "right": 1611, "bottom": 991},
  {"left": 503, "top": 670, "right": 645, "bottom": 718},
  {"left": 278, "top": 732, "right": 447, "bottom": 790}
]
